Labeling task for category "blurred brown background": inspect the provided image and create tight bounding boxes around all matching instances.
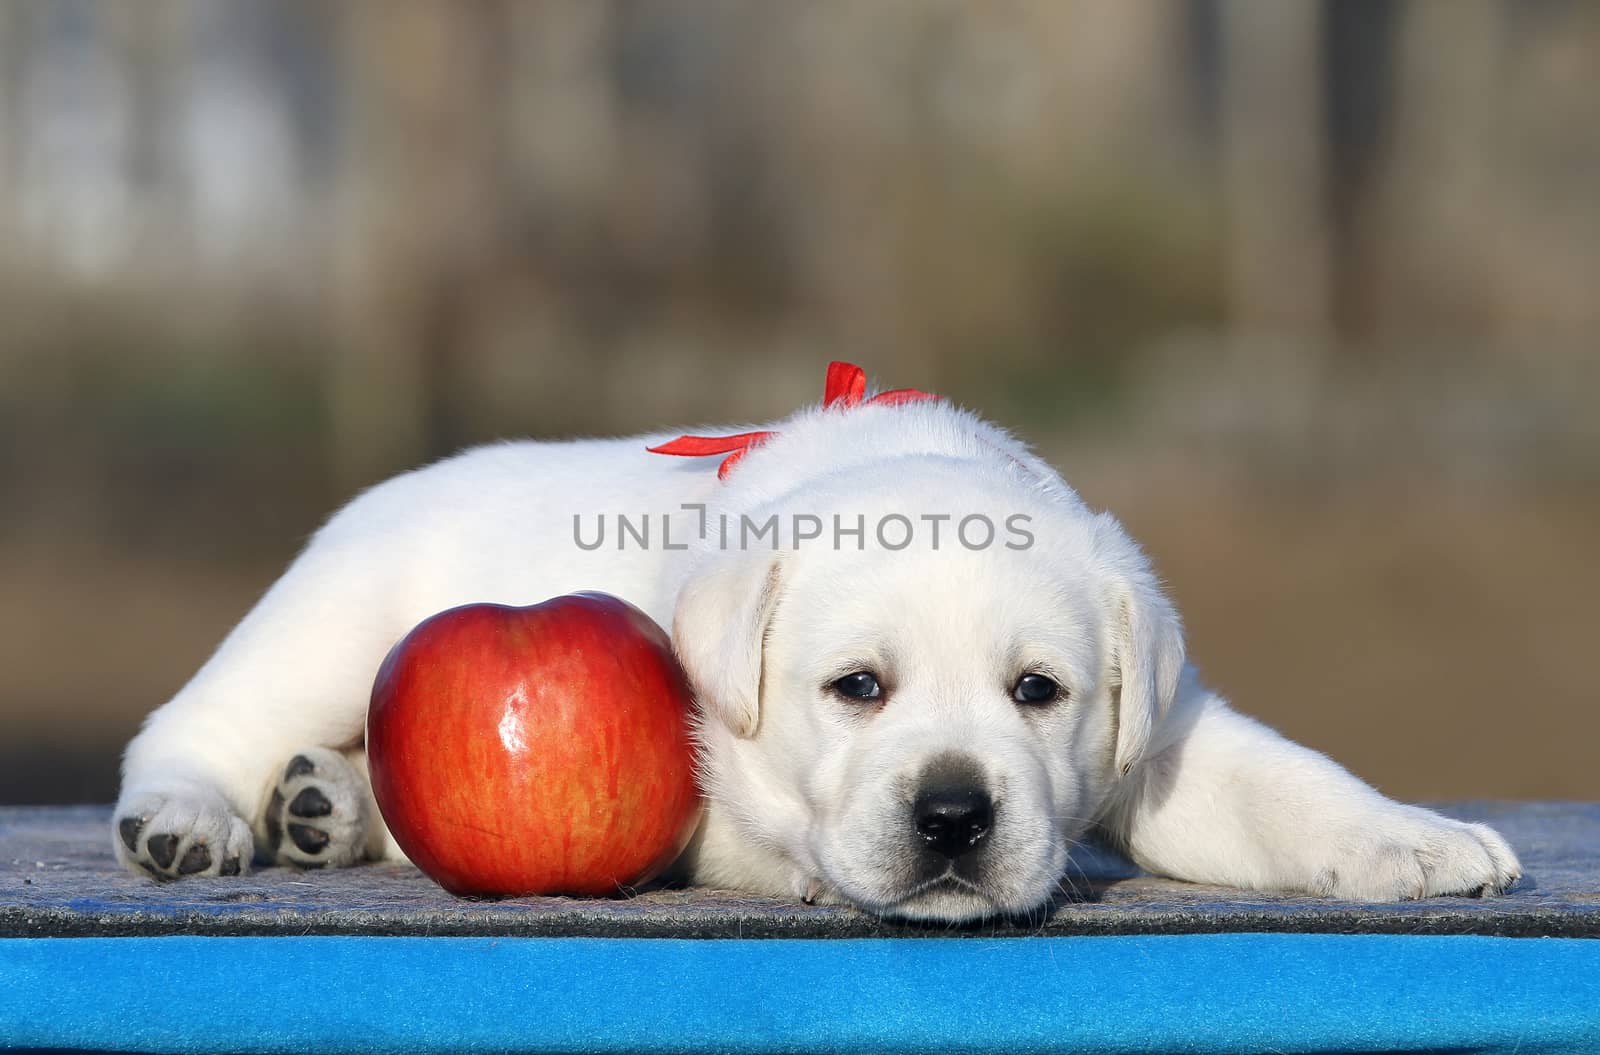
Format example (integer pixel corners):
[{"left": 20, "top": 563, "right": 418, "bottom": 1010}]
[{"left": 0, "top": 1, "right": 1596, "bottom": 805}]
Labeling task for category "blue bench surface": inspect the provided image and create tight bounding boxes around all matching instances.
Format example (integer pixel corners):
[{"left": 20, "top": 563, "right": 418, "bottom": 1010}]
[
  {"left": 4, "top": 932, "right": 1600, "bottom": 1054},
  {"left": 2, "top": 801, "right": 1597, "bottom": 938}
]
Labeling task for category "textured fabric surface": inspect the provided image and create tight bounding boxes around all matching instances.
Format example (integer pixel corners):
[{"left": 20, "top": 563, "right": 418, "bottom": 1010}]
[
  {"left": 2, "top": 933, "right": 1598, "bottom": 1054},
  {"left": 8, "top": 802, "right": 1600, "bottom": 938}
]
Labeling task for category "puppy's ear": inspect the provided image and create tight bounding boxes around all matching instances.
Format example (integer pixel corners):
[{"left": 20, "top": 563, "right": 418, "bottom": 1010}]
[
  {"left": 672, "top": 553, "right": 784, "bottom": 738},
  {"left": 1099, "top": 522, "right": 1186, "bottom": 776}
]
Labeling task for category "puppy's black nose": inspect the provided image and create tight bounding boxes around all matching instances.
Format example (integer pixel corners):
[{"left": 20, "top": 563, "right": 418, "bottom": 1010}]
[{"left": 913, "top": 787, "right": 993, "bottom": 859}]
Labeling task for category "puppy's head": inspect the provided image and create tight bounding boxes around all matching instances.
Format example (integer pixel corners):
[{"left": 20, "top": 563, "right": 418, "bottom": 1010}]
[{"left": 674, "top": 459, "right": 1182, "bottom": 922}]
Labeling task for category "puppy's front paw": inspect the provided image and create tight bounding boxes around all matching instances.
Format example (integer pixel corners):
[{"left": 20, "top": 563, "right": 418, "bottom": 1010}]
[
  {"left": 1319, "top": 809, "right": 1521, "bottom": 901},
  {"left": 260, "top": 748, "right": 371, "bottom": 870},
  {"left": 113, "top": 785, "right": 253, "bottom": 880}
]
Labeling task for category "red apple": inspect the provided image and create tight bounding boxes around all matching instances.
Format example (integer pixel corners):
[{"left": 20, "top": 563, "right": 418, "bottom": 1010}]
[{"left": 366, "top": 592, "right": 702, "bottom": 897}]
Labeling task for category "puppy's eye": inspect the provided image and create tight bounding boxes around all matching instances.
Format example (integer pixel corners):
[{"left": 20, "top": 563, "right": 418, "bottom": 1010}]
[
  {"left": 832, "top": 672, "right": 883, "bottom": 701},
  {"left": 1013, "top": 673, "right": 1061, "bottom": 705}
]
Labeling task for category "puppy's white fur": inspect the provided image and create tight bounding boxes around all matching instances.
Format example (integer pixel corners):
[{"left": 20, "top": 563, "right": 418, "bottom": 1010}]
[{"left": 114, "top": 392, "right": 1520, "bottom": 916}]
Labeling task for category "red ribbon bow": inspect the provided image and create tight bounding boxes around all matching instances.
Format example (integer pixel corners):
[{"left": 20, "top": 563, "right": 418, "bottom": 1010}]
[{"left": 646, "top": 361, "right": 940, "bottom": 480}]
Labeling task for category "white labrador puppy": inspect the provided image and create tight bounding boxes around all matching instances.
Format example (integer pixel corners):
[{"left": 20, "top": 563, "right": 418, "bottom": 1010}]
[{"left": 113, "top": 362, "right": 1519, "bottom": 920}]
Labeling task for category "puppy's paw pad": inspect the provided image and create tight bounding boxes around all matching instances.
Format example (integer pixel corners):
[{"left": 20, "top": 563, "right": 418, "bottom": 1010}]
[
  {"left": 289, "top": 788, "right": 333, "bottom": 817},
  {"left": 177, "top": 842, "right": 212, "bottom": 875},
  {"left": 262, "top": 747, "right": 369, "bottom": 870},
  {"left": 112, "top": 789, "right": 253, "bottom": 881},
  {"left": 288, "top": 823, "right": 331, "bottom": 854},
  {"left": 147, "top": 833, "right": 179, "bottom": 870},
  {"left": 118, "top": 815, "right": 145, "bottom": 854}
]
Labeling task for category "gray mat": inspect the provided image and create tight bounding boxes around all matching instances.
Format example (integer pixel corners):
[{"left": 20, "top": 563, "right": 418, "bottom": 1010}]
[{"left": 3, "top": 803, "right": 1596, "bottom": 938}]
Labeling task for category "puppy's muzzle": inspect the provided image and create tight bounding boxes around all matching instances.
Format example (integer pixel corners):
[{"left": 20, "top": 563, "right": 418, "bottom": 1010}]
[{"left": 912, "top": 753, "right": 993, "bottom": 860}]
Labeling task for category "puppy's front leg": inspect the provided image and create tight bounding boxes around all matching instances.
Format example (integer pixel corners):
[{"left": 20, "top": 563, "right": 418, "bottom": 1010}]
[
  {"left": 115, "top": 521, "right": 401, "bottom": 878},
  {"left": 1099, "top": 688, "right": 1521, "bottom": 900}
]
